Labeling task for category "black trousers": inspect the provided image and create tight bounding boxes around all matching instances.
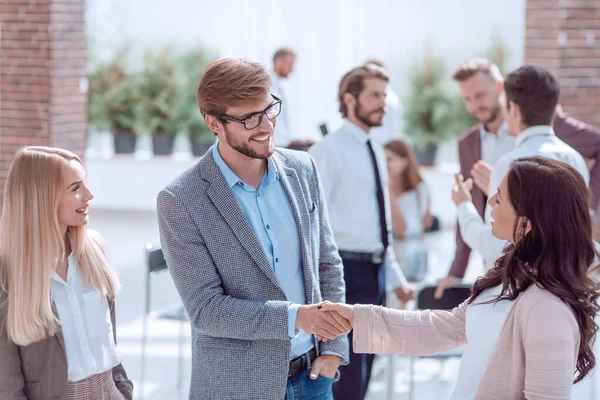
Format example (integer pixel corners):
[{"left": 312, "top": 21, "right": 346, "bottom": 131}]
[{"left": 333, "top": 258, "right": 386, "bottom": 400}]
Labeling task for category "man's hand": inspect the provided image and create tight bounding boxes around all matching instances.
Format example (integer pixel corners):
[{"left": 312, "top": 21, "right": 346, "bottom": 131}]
[
  {"left": 316, "top": 303, "right": 355, "bottom": 342},
  {"left": 296, "top": 302, "right": 352, "bottom": 340},
  {"left": 309, "top": 354, "right": 340, "bottom": 380},
  {"left": 393, "top": 283, "right": 416, "bottom": 304},
  {"left": 433, "top": 275, "right": 461, "bottom": 299},
  {"left": 451, "top": 174, "right": 473, "bottom": 207},
  {"left": 470, "top": 160, "right": 492, "bottom": 195}
]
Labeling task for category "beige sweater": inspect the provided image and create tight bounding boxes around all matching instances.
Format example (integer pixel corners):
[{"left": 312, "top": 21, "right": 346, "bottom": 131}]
[{"left": 353, "top": 284, "right": 580, "bottom": 399}]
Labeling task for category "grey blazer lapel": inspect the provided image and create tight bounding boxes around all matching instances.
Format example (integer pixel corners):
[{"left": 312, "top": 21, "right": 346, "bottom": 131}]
[
  {"left": 275, "top": 155, "right": 314, "bottom": 301},
  {"left": 202, "top": 153, "right": 283, "bottom": 291}
]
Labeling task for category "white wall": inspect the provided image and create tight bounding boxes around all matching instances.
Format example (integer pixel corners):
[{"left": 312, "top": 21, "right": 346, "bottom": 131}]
[{"left": 86, "top": 0, "right": 525, "bottom": 141}]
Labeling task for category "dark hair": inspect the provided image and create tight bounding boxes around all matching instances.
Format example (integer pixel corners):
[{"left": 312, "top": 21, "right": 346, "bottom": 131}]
[
  {"left": 338, "top": 64, "right": 389, "bottom": 117},
  {"left": 452, "top": 57, "right": 503, "bottom": 83},
  {"left": 273, "top": 47, "right": 296, "bottom": 63},
  {"left": 383, "top": 139, "right": 423, "bottom": 192},
  {"left": 504, "top": 65, "right": 560, "bottom": 127},
  {"left": 469, "top": 156, "right": 599, "bottom": 383}
]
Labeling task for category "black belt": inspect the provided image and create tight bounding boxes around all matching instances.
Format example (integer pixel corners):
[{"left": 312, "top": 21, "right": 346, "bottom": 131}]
[
  {"left": 339, "top": 250, "right": 385, "bottom": 264},
  {"left": 288, "top": 347, "right": 317, "bottom": 377}
]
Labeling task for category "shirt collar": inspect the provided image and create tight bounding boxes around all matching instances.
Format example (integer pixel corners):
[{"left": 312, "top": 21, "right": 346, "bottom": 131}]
[
  {"left": 516, "top": 125, "right": 555, "bottom": 147},
  {"left": 211, "top": 145, "right": 279, "bottom": 190},
  {"left": 343, "top": 120, "right": 371, "bottom": 144},
  {"left": 479, "top": 122, "right": 509, "bottom": 140},
  {"left": 51, "top": 254, "right": 75, "bottom": 286}
]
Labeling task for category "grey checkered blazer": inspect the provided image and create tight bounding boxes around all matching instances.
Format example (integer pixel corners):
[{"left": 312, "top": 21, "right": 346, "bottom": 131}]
[{"left": 157, "top": 146, "right": 349, "bottom": 400}]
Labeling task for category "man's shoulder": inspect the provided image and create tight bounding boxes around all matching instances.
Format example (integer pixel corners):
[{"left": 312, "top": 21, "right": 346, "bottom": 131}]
[
  {"left": 493, "top": 149, "right": 517, "bottom": 173},
  {"left": 273, "top": 147, "right": 314, "bottom": 171},
  {"left": 161, "top": 156, "right": 208, "bottom": 198},
  {"left": 555, "top": 110, "right": 600, "bottom": 136},
  {"left": 457, "top": 124, "right": 480, "bottom": 144}
]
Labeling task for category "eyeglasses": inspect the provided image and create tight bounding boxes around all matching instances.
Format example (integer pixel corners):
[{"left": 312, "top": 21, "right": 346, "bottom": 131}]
[{"left": 220, "top": 95, "right": 282, "bottom": 130}]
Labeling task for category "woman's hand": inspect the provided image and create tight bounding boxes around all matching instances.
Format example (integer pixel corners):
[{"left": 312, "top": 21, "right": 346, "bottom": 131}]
[{"left": 451, "top": 174, "right": 473, "bottom": 206}]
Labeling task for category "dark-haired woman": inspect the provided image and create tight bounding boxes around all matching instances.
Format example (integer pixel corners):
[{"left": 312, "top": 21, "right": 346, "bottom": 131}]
[{"left": 321, "top": 156, "right": 599, "bottom": 399}]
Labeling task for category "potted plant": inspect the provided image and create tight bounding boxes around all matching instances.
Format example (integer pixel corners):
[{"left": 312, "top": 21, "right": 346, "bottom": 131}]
[
  {"left": 88, "top": 48, "right": 139, "bottom": 154},
  {"left": 403, "top": 49, "right": 469, "bottom": 165},
  {"left": 179, "top": 46, "right": 216, "bottom": 157},
  {"left": 138, "top": 47, "right": 183, "bottom": 156}
]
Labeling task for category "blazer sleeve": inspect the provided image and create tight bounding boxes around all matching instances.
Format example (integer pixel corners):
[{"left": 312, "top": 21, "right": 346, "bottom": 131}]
[
  {"left": 109, "top": 301, "right": 133, "bottom": 400},
  {"left": 522, "top": 300, "right": 579, "bottom": 400},
  {"left": 157, "top": 189, "right": 291, "bottom": 341},
  {"left": 448, "top": 136, "right": 476, "bottom": 279},
  {"left": 352, "top": 301, "right": 468, "bottom": 356},
  {"left": 448, "top": 222, "right": 472, "bottom": 279},
  {"left": 0, "top": 303, "right": 27, "bottom": 400},
  {"left": 308, "top": 155, "right": 349, "bottom": 364}
]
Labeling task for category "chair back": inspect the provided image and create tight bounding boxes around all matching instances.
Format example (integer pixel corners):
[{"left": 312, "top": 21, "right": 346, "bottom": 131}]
[
  {"left": 146, "top": 242, "right": 168, "bottom": 274},
  {"left": 417, "top": 285, "right": 472, "bottom": 310}
]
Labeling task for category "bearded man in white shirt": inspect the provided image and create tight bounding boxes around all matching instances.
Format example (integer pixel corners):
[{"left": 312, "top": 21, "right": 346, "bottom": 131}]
[
  {"left": 309, "top": 64, "right": 415, "bottom": 400},
  {"left": 450, "top": 65, "right": 589, "bottom": 271},
  {"left": 363, "top": 59, "right": 404, "bottom": 146}
]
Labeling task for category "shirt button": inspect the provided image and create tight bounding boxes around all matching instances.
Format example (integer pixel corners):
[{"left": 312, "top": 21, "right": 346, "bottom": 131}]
[
  {"left": 275, "top": 258, "right": 279, "bottom": 262},
  {"left": 258, "top": 193, "right": 261, "bottom": 197},
  {"left": 266, "top": 225, "right": 270, "bottom": 229}
]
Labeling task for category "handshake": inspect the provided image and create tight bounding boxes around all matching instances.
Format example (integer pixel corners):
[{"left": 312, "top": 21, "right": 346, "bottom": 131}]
[{"left": 295, "top": 302, "right": 355, "bottom": 341}]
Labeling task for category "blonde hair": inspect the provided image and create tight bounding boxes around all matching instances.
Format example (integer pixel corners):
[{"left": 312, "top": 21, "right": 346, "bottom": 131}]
[{"left": 0, "top": 146, "right": 120, "bottom": 346}]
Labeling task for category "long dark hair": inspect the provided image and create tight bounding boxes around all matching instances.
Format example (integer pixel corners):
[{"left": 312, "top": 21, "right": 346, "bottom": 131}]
[
  {"left": 469, "top": 156, "right": 599, "bottom": 383},
  {"left": 384, "top": 139, "right": 423, "bottom": 193}
]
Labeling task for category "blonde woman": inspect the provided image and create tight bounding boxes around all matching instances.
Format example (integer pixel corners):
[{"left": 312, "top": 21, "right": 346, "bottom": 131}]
[{"left": 0, "top": 147, "right": 132, "bottom": 399}]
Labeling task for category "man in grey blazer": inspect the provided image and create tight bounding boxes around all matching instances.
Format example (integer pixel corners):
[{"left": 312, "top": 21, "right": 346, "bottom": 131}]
[{"left": 157, "top": 58, "right": 350, "bottom": 400}]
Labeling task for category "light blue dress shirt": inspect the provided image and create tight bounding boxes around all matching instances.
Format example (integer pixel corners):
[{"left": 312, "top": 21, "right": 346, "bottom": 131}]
[{"left": 212, "top": 146, "right": 314, "bottom": 359}]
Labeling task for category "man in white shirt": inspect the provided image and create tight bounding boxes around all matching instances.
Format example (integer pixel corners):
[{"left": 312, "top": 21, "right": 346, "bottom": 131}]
[
  {"left": 270, "top": 47, "right": 296, "bottom": 147},
  {"left": 452, "top": 65, "right": 589, "bottom": 268},
  {"left": 364, "top": 60, "right": 404, "bottom": 146},
  {"left": 309, "top": 64, "right": 415, "bottom": 400}
]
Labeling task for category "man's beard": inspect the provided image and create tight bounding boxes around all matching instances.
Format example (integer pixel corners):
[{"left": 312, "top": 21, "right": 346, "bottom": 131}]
[
  {"left": 223, "top": 125, "right": 273, "bottom": 160},
  {"left": 354, "top": 102, "right": 385, "bottom": 128},
  {"left": 478, "top": 104, "right": 502, "bottom": 125}
]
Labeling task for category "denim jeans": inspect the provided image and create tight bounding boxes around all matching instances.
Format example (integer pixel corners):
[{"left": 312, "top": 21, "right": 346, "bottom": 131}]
[{"left": 285, "top": 369, "right": 334, "bottom": 400}]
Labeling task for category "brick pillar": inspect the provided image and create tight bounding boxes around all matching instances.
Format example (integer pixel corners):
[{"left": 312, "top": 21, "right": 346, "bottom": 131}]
[
  {"left": 0, "top": 0, "right": 87, "bottom": 204},
  {"left": 525, "top": 0, "right": 600, "bottom": 127}
]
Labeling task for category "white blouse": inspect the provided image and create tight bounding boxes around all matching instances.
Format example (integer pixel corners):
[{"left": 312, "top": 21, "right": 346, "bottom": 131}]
[
  {"left": 50, "top": 255, "right": 121, "bottom": 382},
  {"left": 451, "top": 285, "right": 515, "bottom": 399},
  {"left": 395, "top": 182, "right": 429, "bottom": 238}
]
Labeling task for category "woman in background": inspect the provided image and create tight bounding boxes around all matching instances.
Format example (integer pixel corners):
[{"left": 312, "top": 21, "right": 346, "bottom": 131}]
[
  {"left": 384, "top": 139, "right": 435, "bottom": 238},
  {"left": 0, "top": 146, "right": 132, "bottom": 399},
  {"left": 384, "top": 139, "right": 436, "bottom": 280}
]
